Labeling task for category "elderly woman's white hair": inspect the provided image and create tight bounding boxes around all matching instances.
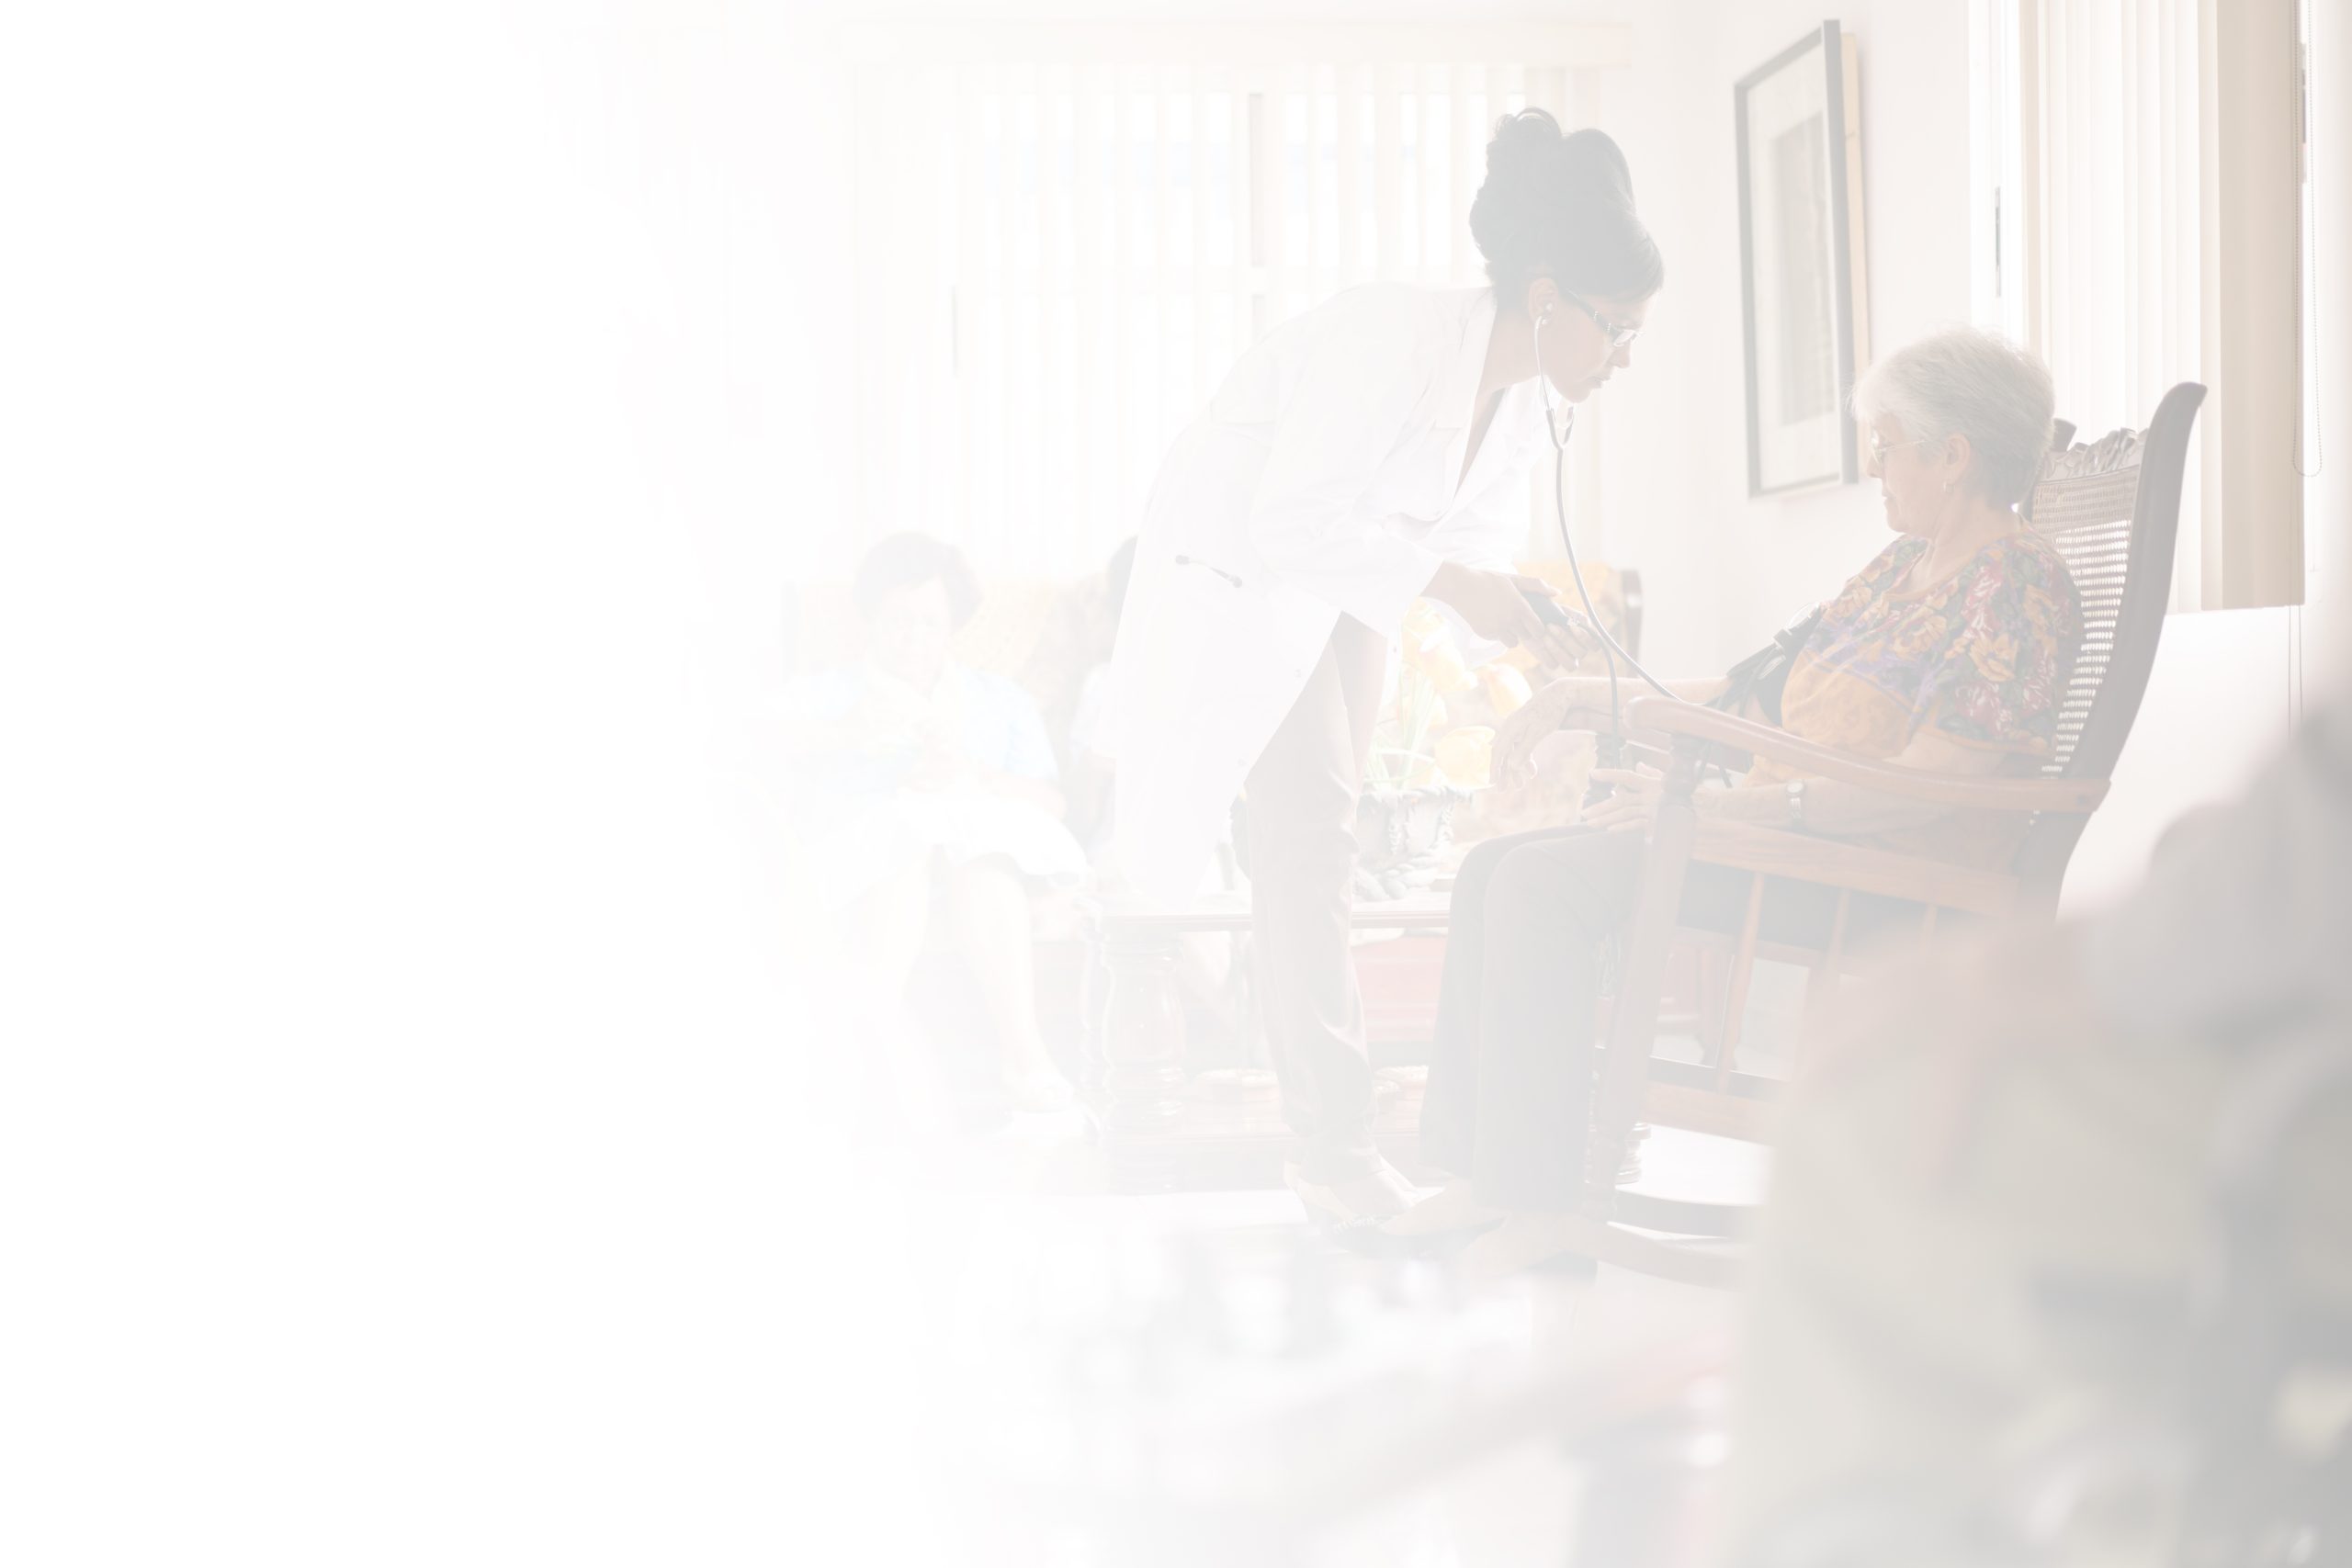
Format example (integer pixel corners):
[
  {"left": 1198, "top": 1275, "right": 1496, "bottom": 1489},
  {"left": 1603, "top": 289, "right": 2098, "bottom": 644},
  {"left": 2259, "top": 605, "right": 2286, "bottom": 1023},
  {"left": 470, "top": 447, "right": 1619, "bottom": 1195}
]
[{"left": 1851, "top": 327, "right": 2056, "bottom": 509}]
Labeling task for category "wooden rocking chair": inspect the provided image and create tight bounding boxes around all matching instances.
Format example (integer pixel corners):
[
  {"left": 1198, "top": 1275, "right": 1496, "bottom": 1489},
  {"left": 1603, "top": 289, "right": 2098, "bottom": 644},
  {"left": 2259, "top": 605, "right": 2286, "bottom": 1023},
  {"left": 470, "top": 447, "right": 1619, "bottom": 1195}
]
[{"left": 1569, "top": 384, "right": 2208, "bottom": 1286}]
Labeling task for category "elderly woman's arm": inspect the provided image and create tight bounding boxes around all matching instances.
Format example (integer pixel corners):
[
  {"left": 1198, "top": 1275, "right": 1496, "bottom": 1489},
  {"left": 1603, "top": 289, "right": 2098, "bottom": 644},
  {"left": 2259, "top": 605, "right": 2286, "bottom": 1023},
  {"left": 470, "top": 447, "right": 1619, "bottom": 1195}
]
[
  {"left": 1587, "top": 725, "right": 2023, "bottom": 836},
  {"left": 1490, "top": 673, "right": 1738, "bottom": 784},
  {"left": 1703, "top": 728, "right": 2018, "bottom": 834}
]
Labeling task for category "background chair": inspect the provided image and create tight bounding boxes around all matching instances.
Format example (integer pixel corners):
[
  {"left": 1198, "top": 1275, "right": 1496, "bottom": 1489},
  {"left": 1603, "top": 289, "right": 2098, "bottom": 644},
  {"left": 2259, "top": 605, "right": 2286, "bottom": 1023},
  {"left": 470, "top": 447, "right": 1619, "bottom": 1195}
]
[{"left": 1569, "top": 384, "right": 2207, "bottom": 1284}]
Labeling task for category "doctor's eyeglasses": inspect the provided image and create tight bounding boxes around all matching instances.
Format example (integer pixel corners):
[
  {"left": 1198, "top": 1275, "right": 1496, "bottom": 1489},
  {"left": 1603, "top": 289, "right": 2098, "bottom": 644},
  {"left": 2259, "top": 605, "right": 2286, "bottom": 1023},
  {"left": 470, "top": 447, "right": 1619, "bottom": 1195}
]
[{"left": 1558, "top": 291, "right": 1641, "bottom": 351}]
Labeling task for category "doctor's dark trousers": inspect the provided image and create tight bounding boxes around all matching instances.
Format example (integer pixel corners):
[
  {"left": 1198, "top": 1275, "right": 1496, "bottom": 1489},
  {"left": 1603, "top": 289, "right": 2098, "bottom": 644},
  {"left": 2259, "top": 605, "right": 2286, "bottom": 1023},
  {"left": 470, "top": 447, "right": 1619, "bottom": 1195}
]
[{"left": 1244, "top": 616, "right": 1390, "bottom": 1172}]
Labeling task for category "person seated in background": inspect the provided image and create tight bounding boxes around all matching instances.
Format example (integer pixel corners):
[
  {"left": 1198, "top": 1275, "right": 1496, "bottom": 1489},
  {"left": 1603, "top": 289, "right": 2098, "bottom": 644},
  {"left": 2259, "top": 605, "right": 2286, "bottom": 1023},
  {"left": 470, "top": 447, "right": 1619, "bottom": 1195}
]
[
  {"left": 1716, "top": 696, "right": 2352, "bottom": 1565},
  {"left": 1384, "top": 327, "right": 2083, "bottom": 1272},
  {"left": 786, "top": 532, "right": 1083, "bottom": 1117}
]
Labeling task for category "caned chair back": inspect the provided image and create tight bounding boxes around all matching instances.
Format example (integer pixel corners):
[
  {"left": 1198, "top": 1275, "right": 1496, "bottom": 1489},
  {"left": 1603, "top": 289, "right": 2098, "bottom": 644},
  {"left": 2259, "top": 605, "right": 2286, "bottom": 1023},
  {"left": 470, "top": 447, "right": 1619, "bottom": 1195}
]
[{"left": 2011, "top": 382, "right": 2206, "bottom": 908}]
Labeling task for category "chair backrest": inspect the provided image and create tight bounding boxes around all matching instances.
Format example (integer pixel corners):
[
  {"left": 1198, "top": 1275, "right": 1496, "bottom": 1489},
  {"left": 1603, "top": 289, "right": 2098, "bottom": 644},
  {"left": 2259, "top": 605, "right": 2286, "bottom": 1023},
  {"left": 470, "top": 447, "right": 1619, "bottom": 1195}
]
[{"left": 2009, "top": 382, "right": 2206, "bottom": 908}]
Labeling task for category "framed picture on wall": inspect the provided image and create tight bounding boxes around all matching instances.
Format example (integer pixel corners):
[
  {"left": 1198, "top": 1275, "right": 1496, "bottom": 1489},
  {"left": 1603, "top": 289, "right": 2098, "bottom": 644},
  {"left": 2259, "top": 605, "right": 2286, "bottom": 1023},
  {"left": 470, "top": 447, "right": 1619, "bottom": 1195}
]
[{"left": 1736, "top": 20, "right": 1871, "bottom": 496}]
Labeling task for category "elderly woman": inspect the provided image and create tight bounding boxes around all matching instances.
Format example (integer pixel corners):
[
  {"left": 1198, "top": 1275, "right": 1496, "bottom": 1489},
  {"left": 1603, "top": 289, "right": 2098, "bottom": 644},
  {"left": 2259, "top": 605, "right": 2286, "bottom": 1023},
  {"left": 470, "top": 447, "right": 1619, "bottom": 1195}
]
[{"left": 1385, "top": 328, "right": 2084, "bottom": 1273}]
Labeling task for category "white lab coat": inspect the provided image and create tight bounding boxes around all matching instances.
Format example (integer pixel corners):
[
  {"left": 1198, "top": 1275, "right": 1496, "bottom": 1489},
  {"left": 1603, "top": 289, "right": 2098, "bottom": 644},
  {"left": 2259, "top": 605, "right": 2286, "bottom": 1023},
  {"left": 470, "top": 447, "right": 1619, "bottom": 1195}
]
[{"left": 1110, "top": 282, "right": 1549, "bottom": 903}]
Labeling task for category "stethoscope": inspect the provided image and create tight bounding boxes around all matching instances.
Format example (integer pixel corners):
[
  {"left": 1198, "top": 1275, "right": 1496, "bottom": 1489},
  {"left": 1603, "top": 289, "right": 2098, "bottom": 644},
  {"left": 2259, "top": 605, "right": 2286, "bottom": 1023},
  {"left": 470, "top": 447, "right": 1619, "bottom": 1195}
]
[
  {"left": 1177, "top": 303, "right": 1685, "bottom": 744},
  {"left": 1528, "top": 303, "right": 1681, "bottom": 765}
]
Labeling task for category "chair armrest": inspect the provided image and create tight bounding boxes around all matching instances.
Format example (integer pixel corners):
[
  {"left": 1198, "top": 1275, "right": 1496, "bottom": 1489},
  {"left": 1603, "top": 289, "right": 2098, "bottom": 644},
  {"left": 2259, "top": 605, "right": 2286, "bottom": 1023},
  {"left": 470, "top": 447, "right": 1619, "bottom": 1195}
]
[
  {"left": 1623, "top": 697, "right": 2109, "bottom": 815},
  {"left": 1687, "top": 819, "right": 2021, "bottom": 915}
]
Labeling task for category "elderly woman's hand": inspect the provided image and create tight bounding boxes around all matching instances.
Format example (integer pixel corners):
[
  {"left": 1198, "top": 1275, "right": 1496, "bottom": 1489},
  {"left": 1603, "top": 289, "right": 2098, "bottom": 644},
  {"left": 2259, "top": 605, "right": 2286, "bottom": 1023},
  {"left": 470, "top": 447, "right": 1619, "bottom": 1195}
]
[
  {"left": 1585, "top": 762, "right": 1750, "bottom": 833},
  {"left": 1492, "top": 678, "right": 1582, "bottom": 785},
  {"left": 1588, "top": 764, "right": 1799, "bottom": 833},
  {"left": 1492, "top": 675, "right": 1630, "bottom": 785},
  {"left": 1584, "top": 761, "right": 1670, "bottom": 833}
]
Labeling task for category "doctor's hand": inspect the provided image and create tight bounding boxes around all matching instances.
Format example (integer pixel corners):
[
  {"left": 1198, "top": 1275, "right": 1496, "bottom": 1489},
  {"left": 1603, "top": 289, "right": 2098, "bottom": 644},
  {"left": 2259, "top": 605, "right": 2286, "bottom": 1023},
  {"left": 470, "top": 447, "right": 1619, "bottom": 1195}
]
[
  {"left": 1530, "top": 610, "right": 1602, "bottom": 676},
  {"left": 1424, "top": 561, "right": 1555, "bottom": 650}
]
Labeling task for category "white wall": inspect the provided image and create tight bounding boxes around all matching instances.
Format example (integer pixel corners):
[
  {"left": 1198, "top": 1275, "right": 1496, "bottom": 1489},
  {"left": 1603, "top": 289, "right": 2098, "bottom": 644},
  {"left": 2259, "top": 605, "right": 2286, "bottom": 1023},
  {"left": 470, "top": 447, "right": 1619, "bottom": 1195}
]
[{"left": 1590, "top": 0, "right": 1978, "bottom": 680}]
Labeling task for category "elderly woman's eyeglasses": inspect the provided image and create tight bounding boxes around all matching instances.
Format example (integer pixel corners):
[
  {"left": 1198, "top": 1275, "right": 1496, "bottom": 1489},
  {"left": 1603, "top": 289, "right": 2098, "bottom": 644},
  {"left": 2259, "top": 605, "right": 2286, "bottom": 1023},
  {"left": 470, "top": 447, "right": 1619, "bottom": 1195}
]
[
  {"left": 1866, "top": 434, "right": 1935, "bottom": 470},
  {"left": 1559, "top": 291, "right": 1641, "bottom": 351}
]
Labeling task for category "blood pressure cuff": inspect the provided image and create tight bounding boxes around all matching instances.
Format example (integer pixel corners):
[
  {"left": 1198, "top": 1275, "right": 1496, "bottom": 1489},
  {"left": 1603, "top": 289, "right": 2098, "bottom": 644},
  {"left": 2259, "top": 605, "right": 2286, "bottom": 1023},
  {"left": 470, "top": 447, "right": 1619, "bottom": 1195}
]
[{"left": 1708, "top": 606, "right": 1825, "bottom": 729}]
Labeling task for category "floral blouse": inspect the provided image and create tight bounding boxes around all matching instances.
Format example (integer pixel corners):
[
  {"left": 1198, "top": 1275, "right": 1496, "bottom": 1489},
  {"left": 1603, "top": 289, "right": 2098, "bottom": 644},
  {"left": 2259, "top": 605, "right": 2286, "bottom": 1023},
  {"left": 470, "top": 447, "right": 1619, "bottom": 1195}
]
[{"left": 1747, "top": 533, "right": 2084, "bottom": 868}]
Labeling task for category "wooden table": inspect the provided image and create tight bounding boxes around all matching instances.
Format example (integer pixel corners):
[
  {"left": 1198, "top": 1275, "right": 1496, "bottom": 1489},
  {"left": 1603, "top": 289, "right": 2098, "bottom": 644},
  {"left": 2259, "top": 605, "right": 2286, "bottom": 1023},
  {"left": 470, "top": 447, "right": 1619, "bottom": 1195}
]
[{"left": 1080, "top": 889, "right": 1453, "bottom": 1193}]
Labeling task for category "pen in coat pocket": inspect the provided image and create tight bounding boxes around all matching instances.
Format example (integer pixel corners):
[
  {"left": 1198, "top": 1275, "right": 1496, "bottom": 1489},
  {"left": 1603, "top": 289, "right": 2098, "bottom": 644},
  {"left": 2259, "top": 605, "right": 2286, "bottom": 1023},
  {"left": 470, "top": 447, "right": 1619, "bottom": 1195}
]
[{"left": 1173, "top": 554, "right": 1243, "bottom": 588}]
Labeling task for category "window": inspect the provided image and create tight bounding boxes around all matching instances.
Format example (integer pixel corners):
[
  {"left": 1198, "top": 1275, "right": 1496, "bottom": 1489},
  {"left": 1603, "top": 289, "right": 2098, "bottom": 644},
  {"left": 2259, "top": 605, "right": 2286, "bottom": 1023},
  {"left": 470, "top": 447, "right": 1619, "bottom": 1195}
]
[
  {"left": 1976, "top": 0, "right": 2311, "bottom": 612},
  {"left": 846, "top": 26, "right": 1628, "bottom": 578}
]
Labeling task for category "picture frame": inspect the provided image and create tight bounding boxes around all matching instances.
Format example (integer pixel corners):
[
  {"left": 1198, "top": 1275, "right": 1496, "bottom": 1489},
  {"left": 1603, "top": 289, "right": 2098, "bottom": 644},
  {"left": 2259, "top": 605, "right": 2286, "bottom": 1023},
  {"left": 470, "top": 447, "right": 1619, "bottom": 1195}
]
[{"left": 1736, "top": 20, "right": 1871, "bottom": 496}]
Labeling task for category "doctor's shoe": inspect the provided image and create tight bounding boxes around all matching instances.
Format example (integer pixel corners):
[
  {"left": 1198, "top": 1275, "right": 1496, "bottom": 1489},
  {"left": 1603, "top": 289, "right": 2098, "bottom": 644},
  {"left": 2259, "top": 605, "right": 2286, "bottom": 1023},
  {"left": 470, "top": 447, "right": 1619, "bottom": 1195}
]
[{"left": 1284, "top": 1152, "right": 1422, "bottom": 1228}]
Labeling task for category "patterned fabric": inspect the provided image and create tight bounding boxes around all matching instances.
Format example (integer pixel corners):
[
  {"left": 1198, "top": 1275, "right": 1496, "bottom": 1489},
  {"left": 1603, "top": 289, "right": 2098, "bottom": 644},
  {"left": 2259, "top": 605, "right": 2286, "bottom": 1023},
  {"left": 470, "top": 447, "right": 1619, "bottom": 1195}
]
[{"left": 1746, "top": 533, "right": 2084, "bottom": 868}]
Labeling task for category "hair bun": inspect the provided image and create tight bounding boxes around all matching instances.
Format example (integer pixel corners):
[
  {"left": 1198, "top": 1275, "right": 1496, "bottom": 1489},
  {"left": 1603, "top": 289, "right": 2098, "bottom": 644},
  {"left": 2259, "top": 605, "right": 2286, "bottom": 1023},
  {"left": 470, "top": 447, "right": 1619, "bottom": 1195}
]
[
  {"left": 1481, "top": 107, "right": 1566, "bottom": 180},
  {"left": 1476, "top": 113, "right": 1630, "bottom": 206},
  {"left": 1555, "top": 127, "right": 1634, "bottom": 205},
  {"left": 1468, "top": 114, "right": 1660, "bottom": 301}
]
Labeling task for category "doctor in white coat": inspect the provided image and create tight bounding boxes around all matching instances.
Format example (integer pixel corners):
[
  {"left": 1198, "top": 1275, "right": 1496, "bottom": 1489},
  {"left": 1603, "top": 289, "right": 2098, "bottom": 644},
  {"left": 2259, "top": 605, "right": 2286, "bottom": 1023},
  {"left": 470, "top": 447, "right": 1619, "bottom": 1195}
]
[{"left": 1111, "top": 112, "right": 1665, "bottom": 1224}]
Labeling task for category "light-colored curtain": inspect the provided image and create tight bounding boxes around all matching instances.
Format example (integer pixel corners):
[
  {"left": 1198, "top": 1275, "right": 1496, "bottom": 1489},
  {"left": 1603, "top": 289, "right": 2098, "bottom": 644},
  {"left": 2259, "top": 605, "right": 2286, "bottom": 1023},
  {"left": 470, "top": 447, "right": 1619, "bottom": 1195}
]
[
  {"left": 2017, "top": 0, "right": 2306, "bottom": 611},
  {"left": 846, "top": 26, "right": 1626, "bottom": 580}
]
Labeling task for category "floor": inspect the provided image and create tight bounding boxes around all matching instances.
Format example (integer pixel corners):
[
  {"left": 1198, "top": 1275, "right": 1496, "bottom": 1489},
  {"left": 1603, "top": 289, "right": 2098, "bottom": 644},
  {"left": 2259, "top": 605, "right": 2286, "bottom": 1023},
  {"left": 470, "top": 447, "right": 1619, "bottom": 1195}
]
[
  {"left": 856, "top": 926, "right": 1796, "bottom": 1563},
  {"left": 894, "top": 1121, "right": 1743, "bottom": 1567}
]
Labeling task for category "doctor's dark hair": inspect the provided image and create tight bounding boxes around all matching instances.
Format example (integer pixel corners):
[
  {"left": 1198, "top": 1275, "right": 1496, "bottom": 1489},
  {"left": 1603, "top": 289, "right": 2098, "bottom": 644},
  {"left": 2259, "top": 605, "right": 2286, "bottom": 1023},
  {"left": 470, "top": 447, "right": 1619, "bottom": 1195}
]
[
  {"left": 854, "top": 532, "right": 982, "bottom": 626},
  {"left": 1468, "top": 111, "right": 1662, "bottom": 305}
]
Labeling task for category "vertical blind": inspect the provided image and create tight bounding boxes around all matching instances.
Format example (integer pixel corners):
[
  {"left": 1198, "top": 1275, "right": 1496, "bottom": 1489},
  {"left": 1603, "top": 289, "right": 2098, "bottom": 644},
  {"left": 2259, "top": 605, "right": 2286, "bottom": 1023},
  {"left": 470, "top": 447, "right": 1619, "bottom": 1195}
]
[
  {"left": 2012, "top": 0, "right": 2308, "bottom": 611},
  {"left": 852, "top": 50, "right": 1607, "bottom": 580}
]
